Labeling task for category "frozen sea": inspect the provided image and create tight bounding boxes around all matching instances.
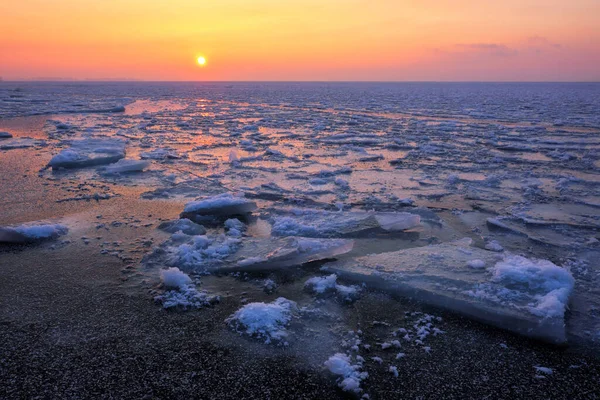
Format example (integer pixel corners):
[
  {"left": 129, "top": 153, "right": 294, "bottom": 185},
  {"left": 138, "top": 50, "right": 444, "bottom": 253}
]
[{"left": 1, "top": 82, "right": 600, "bottom": 398}]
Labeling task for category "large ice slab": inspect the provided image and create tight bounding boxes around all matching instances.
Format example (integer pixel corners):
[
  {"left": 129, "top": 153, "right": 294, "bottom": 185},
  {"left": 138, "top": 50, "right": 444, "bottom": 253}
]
[
  {"left": 270, "top": 208, "right": 420, "bottom": 238},
  {"left": 48, "top": 138, "right": 126, "bottom": 169},
  {"left": 181, "top": 193, "right": 257, "bottom": 219},
  {"left": 0, "top": 223, "right": 68, "bottom": 244},
  {"left": 146, "top": 233, "right": 353, "bottom": 273},
  {"left": 323, "top": 239, "right": 574, "bottom": 343}
]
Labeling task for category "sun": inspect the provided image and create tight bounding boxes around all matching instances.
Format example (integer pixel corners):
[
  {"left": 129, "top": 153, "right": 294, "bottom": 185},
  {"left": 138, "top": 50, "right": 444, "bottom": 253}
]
[{"left": 197, "top": 56, "right": 207, "bottom": 66}]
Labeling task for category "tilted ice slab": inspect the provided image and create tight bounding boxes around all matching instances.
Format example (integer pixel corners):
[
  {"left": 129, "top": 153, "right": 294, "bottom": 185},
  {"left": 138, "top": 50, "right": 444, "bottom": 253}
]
[
  {"left": 0, "top": 223, "right": 68, "bottom": 243},
  {"left": 48, "top": 138, "right": 126, "bottom": 169},
  {"left": 323, "top": 239, "right": 575, "bottom": 343},
  {"left": 100, "top": 158, "right": 150, "bottom": 174},
  {"left": 270, "top": 209, "right": 420, "bottom": 238},
  {"left": 156, "top": 233, "right": 353, "bottom": 273},
  {"left": 226, "top": 237, "right": 354, "bottom": 271},
  {"left": 181, "top": 193, "right": 258, "bottom": 219}
]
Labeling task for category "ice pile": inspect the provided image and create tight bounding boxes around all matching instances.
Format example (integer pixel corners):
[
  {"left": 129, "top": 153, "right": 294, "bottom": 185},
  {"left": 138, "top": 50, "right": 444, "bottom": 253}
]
[
  {"left": 270, "top": 209, "right": 420, "bottom": 238},
  {"left": 155, "top": 267, "right": 219, "bottom": 309},
  {"left": 181, "top": 193, "right": 257, "bottom": 219},
  {"left": 226, "top": 297, "right": 297, "bottom": 344},
  {"left": 304, "top": 274, "right": 361, "bottom": 302},
  {"left": 324, "top": 238, "right": 575, "bottom": 343},
  {"left": 324, "top": 353, "right": 368, "bottom": 393},
  {"left": 48, "top": 138, "right": 126, "bottom": 169},
  {"left": 0, "top": 223, "right": 68, "bottom": 244}
]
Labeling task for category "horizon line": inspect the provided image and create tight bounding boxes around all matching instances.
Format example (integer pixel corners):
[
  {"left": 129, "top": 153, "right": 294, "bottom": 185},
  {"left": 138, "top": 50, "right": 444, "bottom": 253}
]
[{"left": 1, "top": 79, "right": 599, "bottom": 84}]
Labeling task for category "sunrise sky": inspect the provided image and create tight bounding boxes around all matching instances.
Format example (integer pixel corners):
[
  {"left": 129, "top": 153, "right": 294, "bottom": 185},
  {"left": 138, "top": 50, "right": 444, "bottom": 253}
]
[{"left": 1, "top": 0, "right": 599, "bottom": 81}]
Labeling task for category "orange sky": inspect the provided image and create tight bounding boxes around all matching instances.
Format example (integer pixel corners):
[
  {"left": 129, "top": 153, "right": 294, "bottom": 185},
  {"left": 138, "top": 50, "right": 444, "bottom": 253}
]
[{"left": 1, "top": 0, "right": 599, "bottom": 81}]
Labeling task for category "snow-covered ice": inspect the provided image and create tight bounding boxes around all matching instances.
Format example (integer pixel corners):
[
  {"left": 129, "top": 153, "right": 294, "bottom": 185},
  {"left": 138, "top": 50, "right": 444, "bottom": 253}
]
[
  {"left": 48, "top": 138, "right": 126, "bottom": 169},
  {"left": 181, "top": 193, "right": 257, "bottom": 219},
  {"left": 226, "top": 297, "right": 297, "bottom": 344},
  {"left": 324, "top": 353, "right": 368, "bottom": 393},
  {"left": 0, "top": 223, "right": 68, "bottom": 243},
  {"left": 324, "top": 238, "right": 575, "bottom": 343}
]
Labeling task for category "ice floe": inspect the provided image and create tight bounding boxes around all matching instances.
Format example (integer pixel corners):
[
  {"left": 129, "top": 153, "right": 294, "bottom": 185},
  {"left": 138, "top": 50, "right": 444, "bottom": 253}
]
[
  {"left": 181, "top": 193, "right": 257, "bottom": 219},
  {"left": 0, "top": 223, "right": 68, "bottom": 244},
  {"left": 48, "top": 138, "right": 126, "bottom": 169},
  {"left": 324, "top": 238, "right": 575, "bottom": 343}
]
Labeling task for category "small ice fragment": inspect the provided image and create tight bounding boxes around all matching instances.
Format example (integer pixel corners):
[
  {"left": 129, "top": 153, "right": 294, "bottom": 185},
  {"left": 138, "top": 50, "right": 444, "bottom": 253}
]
[
  {"left": 534, "top": 366, "right": 553, "bottom": 375},
  {"left": 101, "top": 159, "right": 150, "bottom": 174},
  {"left": 396, "top": 352, "right": 406, "bottom": 359},
  {"left": 485, "top": 240, "right": 504, "bottom": 252},
  {"left": 160, "top": 267, "right": 192, "bottom": 289},
  {"left": 226, "top": 297, "right": 297, "bottom": 344},
  {"left": 375, "top": 212, "right": 420, "bottom": 231},
  {"left": 0, "top": 131, "right": 13, "bottom": 139},
  {"left": 371, "top": 357, "right": 383, "bottom": 364},
  {"left": 467, "top": 259, "right": 486, "bottom": 269},
  {"left": 389, "top": 365, "right": 399, "bottom": 377},
  {"left": 324, "top": 353, "right": 368, "bottom": 393}
]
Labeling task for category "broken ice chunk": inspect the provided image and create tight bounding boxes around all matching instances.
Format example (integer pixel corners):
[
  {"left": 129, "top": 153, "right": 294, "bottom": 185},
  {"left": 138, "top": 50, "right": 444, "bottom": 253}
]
[
  {"left": 160, "top": 267, "right": 192, "bottom": 289},
  {"left": 181, "top": 193, "right": 257, "bottom": 219},
  {"left": 48, "top": 138, "right": 126, "bottom": 169},
  {"left": 158, "top": 219, "right": 207, "bottom": 236},
  {"left": 100, "top": 158, "right": 150, "bottom": 174},
  {"left": 270, "top": 209, "right": 420, "bottom": 238},
  {"left": 226, "top": 297, "right": 297, "bottom": 344},
  {"left": 224, "top": 237, "right": 354, "bottom": 271},
  {"left": 375, "top": 213, "right": 421, "bottom": 231},
  {"left": 324, "top": 239, "right": 575, "bottom": 343},
  {"left": 0, "top": 223, "right": 68, "bottom": 244},
  {"left": 0, "top": 131, "right": 13, "bottom": 139}
]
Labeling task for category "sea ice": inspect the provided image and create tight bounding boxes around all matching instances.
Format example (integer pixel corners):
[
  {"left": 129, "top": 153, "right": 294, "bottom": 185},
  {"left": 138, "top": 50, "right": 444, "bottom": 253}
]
[
  {"left": 0, "top": 223, "right": 68, "bottom": 244},
  {"left": 226, "top": 297, "right": 297, "bottom": 344},
  {"left": 157, "top": 219, "right": 207, "bottom": 236},
  {"left": 181, "top": 193, "right": 257, "bottom": 219},
  {"left": 48, "top": 138, "right": 126, "bottom": 169},
  {"left": 100, "top": 158, "right": 150, "bottom": 174},
  {"left": 323, "top": 239, "right": 575, "bottom": 343},
  {"left": 270, "top": 209, "right": 420, "bottom": 238},
  {"left": 324, "top": 353, "right": 368, "bottom": 393}
]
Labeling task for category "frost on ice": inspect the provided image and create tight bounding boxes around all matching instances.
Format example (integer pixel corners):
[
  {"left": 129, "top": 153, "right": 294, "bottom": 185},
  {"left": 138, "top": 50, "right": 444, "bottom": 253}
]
[
  {"left": 48, "top": 138, "right": 126, "bottom": 169},
  {"left": 304, "top": 274, "right": 361, "bottom": 302},
  {"left": 0, "top": 223, "right": 68, "bottom": 244},
  {"left": 270, "top": 209, "right": 420, "bottom": 238},
  {"left": 324, "top": 353, "right": 368, "bottom": 393},
  {"left": 226, "top": 297, "right": 297, "bottom": 344},
  {"left": 324, "top": 238, "right": 575, "bottom": 343},
  {"left": 181, "top": 193, "right": 257, "bottom": 219}
]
